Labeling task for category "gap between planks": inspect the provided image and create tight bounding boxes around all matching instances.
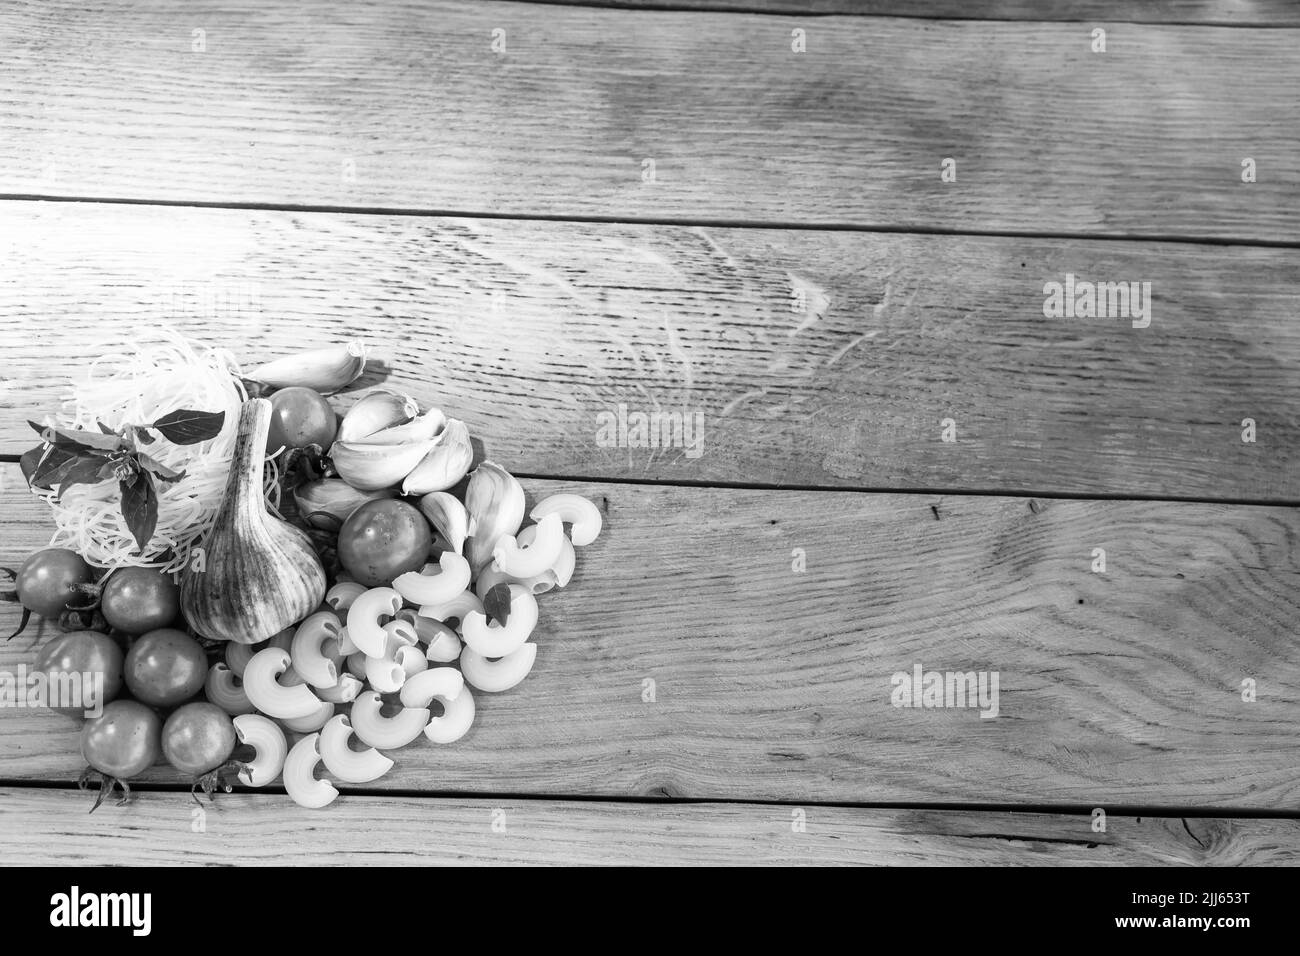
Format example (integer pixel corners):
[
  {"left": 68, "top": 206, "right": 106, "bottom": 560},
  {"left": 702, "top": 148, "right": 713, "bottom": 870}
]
[
  {"left": 2, "top": 193, "right": 1299, "bottom": 251},
  {"left": 1, "top": 787, "right": 1297, "bottom": 865},
  {"left": 5, "top": 778, "right": 1300, "bottom": 820}
]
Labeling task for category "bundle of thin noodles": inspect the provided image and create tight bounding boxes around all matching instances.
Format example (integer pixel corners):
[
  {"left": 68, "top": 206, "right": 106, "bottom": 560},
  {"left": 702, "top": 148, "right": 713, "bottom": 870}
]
[{"left": 32, "top": 328, "right": 246, "bottom": 573}]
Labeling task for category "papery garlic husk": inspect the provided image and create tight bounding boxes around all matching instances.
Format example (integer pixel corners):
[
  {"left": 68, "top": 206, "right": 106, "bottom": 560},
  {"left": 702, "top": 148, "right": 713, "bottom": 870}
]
[
  {"left": 248, "top": 341, "right": 366, "bottom": 394},
  {"left": 355, "top": 406, "right": 446, "bottom": 446},
  {"left": 418, "top": 491, "right": 469, "bottom": 554},
  {"left": 181, "top": 399, "right": 327, "bottom": 644},
  {"left": 401, "top": 419, "right": 472, "bottom": 496},
  {"left": 463, "top": 460, "right": 525, "bottom": 573},
  {"left": 293, "top": 478, "right": 398, "bottom": 529},
  {"left": 337, "top": 388, "right": 419, "bottom": 443},
  {"left": 331, "top": 438, "right": 440, "bottom": 491}
]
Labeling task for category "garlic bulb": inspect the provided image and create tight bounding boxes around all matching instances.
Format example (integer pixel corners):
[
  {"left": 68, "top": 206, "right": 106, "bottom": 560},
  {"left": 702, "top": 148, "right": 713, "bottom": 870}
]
[
  {"left": 181, "top": 399, "right": 327, "bottom": 644},
  {"left": 463, "top": 461, "right": 525, "bottom": 573}
]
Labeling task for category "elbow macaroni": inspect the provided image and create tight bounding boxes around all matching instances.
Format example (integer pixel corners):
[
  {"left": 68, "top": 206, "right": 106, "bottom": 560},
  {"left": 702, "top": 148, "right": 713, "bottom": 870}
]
[
  {"left": 491, "top": 512, "right": 564, "bottom": 579},
  {"left": 205, "top": 662, "right": 256, "bottom": 716},
  {"left": 461, "top": 583, "right": 537, "bottom": 658},
  {"left": 530, "top": 493, "right": 602, "bottom": 546},
  {"left": 242, "top": 647, "right": 326, "bottom": 719},
  {"left": 392, "top": 551, "right": 472, "bottom": 606},
  {"left": 349, "top": 691, "right": 430, "bottom": 750},
  {"left": 233, "top": 714, "right": 288, "bottom": 787},
  {"left": 290, "top": 610, "right": 344, "bottom": 689},
  {"left": 347, "top": 587, "right": 415, "bottom": 658},
  {"left": 417, "top": 589, "right": 483, "bottom": 628},
  {"left": 320, "top": 714, "right": 394, "bottom": 783},
  {"left": 400, "top": 667, "right": 475, "bottom": 744},
  {"left": 460, "top": 642, "right": 537, "bottom": 693},
  {"left": 283, "top": 733, "right": 339, "bottom": 809}
]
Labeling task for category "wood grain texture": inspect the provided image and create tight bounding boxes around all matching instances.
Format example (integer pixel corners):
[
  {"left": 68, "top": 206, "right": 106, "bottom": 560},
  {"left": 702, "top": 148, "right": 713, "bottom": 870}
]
[
  {"left": 0, "top": 3, "right": 1295, "bottom": 239},
  {"left": 2, "top": 202, "right": 1296, "bottom": 500},
  {"left": 2, "top": 466, "right": 1297, "bottom": 808},
  {"left": 523, "top": 1, "right": 1300, "bottom": 25},
  {"left": 1, "top": 787, "right": 1295, "bottom": 865}
]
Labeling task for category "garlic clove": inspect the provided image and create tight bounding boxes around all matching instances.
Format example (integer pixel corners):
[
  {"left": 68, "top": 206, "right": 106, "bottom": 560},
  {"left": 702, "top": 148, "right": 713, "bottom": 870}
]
[
  {"left": 401, "top": 419, "right": 473, "bottom": 496},
  {"left": 463, "top": 461, "right": 526, "bottom": 574},
  {"left": 417, "top": 491, "right": 469, "bottom": 555},
  {"left": 354, "top": 406, "right": 446, "bottom": 446},
  {"left": 330, "top": 438, "right": 439, "bottom": 492},
  {"left": 292, "top": 478, "right": 397, "bottom": 529},
  {"left": 248, "top": 341, "right": 366, "bottom": 394},
  {"left": 337, "top": 388, "right": 420, "bottom": 444}
]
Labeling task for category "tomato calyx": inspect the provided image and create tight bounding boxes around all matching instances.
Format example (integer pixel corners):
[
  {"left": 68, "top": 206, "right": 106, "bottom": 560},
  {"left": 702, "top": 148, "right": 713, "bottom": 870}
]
[
  {"left": 78, "top": 767, "right": 134, "bottom": 814},
  {"left": 190, "top": 759, "right": 250, "bottom": 804},
  {"left": 0, "top": 568, "right": 31, "bottom": 641}
]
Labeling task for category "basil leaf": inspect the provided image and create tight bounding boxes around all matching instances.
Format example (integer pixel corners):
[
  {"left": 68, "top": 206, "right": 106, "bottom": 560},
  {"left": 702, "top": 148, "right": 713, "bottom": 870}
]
[
  {"left": 132, "top": 426, "right": 155, "bottom": 446},
  {"left": 29, "top": 421, "right": 125, "bottom": 453},
  {"left": 54, "top": 455, "right": 111, "bottom": 500},
  {"left": 30, "top": 445, "right": 84, "bottom": 489},
  {"left": 150, "top": 409, "right": 226, "bottom": 445},
  {"left": 120, "top": 474, "right": 158, "bottom": 553},
  {"left": 484, "top": 582, "right": 512, "bottom": 627},
  {"left": 138, "top": 453, "right": 186, "bottom": 484}
]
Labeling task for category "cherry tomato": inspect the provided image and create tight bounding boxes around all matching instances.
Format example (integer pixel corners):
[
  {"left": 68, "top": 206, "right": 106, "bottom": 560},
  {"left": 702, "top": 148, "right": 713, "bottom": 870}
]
[
  {"left": 338, "top": 499, "right": 433, "bottom": 587},
  {"left": 123, "top": 628, "right": 207, "bottom": 707},
  {"left": 100, "top": 567, "right": 179, "bottom": 634},
  {"left": 81, "top": 700, "right": 162, "bottom": 778},
  {"left": 267, "top": 386, "right": 337, "bottom": 454},
  {"left": 14, "top": 548, "right": 93, "bottom": 618},
  {"left": 34, "top": 630, "right": 124, "bottom": 719},
  {"left": 162, "top": 702, "right": 236, "bottom": 775}
]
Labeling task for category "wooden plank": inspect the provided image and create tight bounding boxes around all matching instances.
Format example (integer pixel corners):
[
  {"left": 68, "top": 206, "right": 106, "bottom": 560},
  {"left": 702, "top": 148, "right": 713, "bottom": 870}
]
[
  {"left": 525, "top": 1, "right": 1300, "bottom": 25},
  {"left": 2, "top": 203, "right": 1296, "bottom": 500},
  {"left": 3, "top": 465, "right": 1298, "bottom": 808},
  {"left": 1, "top": 787, "right": 1295, "bottom": 865},
  {"left": 0, "top": 4, "right": 1296, "bottom": 239}
]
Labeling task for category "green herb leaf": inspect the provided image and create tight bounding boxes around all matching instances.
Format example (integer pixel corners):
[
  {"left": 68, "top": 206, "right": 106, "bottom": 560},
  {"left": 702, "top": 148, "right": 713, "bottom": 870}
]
[
  {"left": 28, "top": 421, "right": 125, "bottom": 453},
  {"left": 18, "top": 445, "right": 45, "bottom": 487},
  {"left": 132, "top": 426, "right": 155, "bottom": 446},
  {"left": 484, "top": 583, "right": 512, "bottom": 626},
  {"left": 95, "top": 420, "right": 117, "bottom": 435},
  {"left": 150, "top": 409, "right": 226, "bottom": 445},
  {"left": 29, "top": 445, "right": 84, "bottom": 489},
  {"left": 137, "top": 453, "right": 186, "bottom": 484},
  {"left": 55, "top": 455, "right": 114, "bottom": 500},
  {"left": 120, "top": 473, "right": 158, "bottom": 553}
]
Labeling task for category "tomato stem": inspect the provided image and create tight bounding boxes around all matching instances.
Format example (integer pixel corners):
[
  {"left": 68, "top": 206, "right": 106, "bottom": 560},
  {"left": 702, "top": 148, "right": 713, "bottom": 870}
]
[
  {"left": 78, "top": 768, "right": 132, "bottom": 813},
  {"left": 192, "top": 759, "right": 249, "bottom": 802}
]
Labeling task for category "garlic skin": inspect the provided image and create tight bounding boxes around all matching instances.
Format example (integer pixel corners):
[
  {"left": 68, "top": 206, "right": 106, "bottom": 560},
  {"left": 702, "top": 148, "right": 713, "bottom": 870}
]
[
  {"left": 248, "top": 342, "right": 366, "bottom": 394},
  {"left": 463, "top": 461, "right": 525, "bottom": 574},
  {"left": 181, "top": 399, "right": 327, "bottom": 644},
  {"left": 418, "top": 491, "right": 469, "bottom": 554},
  {"left": 402, "top": 419, "right": 473, "bottom": 496},
  {"left": 330, "top": 437, "right": 440, "bottom": 491},
  {"left": 336, "top": 388, "right": 419, "bottom": 443},
  {"left": 293, "top": 479, "right": 397, "bottom": 529}
]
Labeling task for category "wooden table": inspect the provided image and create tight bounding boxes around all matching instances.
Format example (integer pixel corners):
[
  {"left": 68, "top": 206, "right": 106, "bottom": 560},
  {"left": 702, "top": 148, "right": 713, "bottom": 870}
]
[{"left": 1, "top": 0, "right": 1297, "bottom": 866}]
